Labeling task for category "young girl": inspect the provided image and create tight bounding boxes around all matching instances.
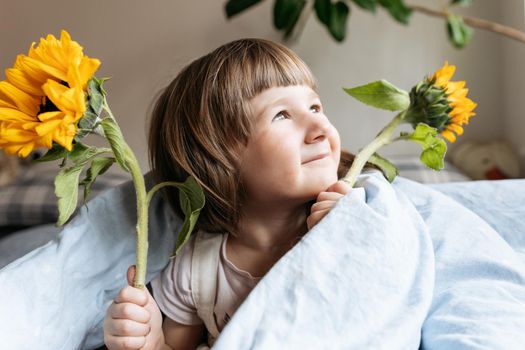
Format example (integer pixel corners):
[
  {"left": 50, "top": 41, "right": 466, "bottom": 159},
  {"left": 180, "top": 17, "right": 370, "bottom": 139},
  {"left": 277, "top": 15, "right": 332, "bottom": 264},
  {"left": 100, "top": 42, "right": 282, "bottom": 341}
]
[{"left": 103, "top": 38, "right": 352, "bottom": 350}]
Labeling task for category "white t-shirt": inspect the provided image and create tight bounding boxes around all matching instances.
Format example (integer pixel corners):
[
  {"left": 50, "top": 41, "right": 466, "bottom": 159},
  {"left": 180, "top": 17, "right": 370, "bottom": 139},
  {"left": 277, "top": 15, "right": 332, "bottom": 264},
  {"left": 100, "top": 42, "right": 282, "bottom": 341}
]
[{"left": 151, "top": 232, "right": 261, "bottom": 331}]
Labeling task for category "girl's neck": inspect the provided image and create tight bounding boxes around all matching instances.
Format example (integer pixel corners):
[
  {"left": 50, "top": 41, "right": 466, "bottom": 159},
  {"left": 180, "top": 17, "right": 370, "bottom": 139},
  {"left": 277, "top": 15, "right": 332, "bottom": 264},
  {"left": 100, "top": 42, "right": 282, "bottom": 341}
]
[{"left": 233, "top": 201, "right": 310, "bottom": 253}]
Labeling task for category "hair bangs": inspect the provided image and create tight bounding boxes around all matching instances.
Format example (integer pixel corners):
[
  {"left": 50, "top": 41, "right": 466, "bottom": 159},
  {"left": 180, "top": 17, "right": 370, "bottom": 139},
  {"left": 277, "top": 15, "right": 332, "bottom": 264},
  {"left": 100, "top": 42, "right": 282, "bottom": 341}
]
[{"left": 239, "top": 40, "right": 317, "bottom": 100}]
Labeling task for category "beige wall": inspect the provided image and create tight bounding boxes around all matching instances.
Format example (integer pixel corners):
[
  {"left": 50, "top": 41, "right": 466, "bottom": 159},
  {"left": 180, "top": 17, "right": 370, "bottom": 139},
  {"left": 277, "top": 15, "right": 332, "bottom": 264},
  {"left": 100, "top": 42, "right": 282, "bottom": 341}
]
[
  {"left": 502, "top": 0, "right": 525, "bottom": 170},
  {"left": 1, "top": 0, "right": 523, "bottom": 170}
]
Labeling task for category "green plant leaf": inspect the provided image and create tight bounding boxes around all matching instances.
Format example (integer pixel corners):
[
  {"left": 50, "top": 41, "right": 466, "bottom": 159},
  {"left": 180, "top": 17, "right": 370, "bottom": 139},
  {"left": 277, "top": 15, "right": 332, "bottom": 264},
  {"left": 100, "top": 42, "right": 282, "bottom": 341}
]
[
  {"left": 451, "top": 0, "right": 472, "bottom": 7},
  {"left": 368, "top": 152, "right": 399, "bottom": 182},
  {"left": 329, "top": 2, "right": 350, "bottom": 42},
  {"left": 101, "top": 118, "right": 131, "bottom": 172},
  {"left": 378, "top": 0, "right": 412, "bottom": 24},
  {"left": 76, "top": 110, "right": 100, "bottom": 140},
  {"left": 352, "top": 0, "right": 376, "bottom": 12},
  {"left": 314, "top": 0, "right": 331, "bottom": 25},
  {"left": 35, "top": 143, "right": 68, "bottom": 163},
  {"left": 87, "top": 78, "right": 104, "bottom": 117},
  {"left": 406, "top": 123, "right": 447, "bottom": 170},
  {"left": 273, "top": 0, "right": 307, "bottom": 39},
  {"left": 80, "top": 157, "right": 115, "bottom": 202},
  {"left": 225, "top": 0, "right": 263, "bottom": 17},
  {"left": 314, "top": 0, "right": 350, "bottom": 42},
  {"left": 55, "top": 164, "right": 84, "bottom": 226},
  {"left": 67, "top": 143, "right": 111, "bottom": 166},
  {"left": 447, "top": 14, "right": 473, "bottom": 49},
  {"left": 344, "top": 79, "right": 410, "bottom": 111},
  {"left": 171, "top": 176, "right": 206, "bottom": 256}
]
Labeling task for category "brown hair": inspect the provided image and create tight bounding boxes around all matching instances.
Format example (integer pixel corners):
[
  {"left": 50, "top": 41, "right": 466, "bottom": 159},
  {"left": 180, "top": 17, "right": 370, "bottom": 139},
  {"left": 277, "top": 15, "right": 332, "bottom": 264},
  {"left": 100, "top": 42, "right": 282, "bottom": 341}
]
[{"left": 149, "top": 38, "right": 353, "bottom": 235}]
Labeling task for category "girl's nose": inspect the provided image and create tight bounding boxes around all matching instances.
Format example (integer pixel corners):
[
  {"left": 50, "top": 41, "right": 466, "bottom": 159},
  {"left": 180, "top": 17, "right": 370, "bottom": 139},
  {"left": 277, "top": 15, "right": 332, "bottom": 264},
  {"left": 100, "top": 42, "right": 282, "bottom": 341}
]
[{"left": 304, "top": 116, "right": 330, "bottom": 144}]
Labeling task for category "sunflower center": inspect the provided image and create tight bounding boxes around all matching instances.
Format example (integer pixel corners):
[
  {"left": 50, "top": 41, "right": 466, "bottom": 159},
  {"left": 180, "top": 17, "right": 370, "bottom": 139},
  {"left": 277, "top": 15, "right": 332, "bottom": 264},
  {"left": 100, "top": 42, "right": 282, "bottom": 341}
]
[{"left": 38, "top": 96, "right": 59, "bottom": 116}]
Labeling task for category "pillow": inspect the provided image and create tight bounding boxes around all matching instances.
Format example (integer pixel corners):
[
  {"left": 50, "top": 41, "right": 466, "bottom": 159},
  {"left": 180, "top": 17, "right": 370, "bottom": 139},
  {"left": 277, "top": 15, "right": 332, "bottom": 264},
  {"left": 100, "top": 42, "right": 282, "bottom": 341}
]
[{"left": 0, "top": 163, "right": 128, "bottom": 227}]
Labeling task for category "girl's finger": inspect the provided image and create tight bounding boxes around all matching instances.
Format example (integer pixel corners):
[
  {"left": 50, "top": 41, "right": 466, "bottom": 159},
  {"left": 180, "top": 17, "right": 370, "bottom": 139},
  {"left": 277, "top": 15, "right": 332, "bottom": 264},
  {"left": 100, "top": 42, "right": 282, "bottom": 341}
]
[
  {"left": 115, "top": 286, "right": 149, "bottom": 306},
  {"left": 110, "top": 302, "right": 151, "bottom": 323},
  {"left": 127, "top": 265, "right": 136, "bottom": 286},
  {"left": 310, "top": 200, "right": 335, "bottom": 213},
  {"left": 104, "top": 335, "right": 146, "bottom": 350},
  {"left": 316, "top": 191, "right": 343, "bottom": 202},
  {"left": 307, "top": 208, "right": 330, "bottom": 229},
  {"left": 107, "top": 318, "right": 151, "bottom": 337}
]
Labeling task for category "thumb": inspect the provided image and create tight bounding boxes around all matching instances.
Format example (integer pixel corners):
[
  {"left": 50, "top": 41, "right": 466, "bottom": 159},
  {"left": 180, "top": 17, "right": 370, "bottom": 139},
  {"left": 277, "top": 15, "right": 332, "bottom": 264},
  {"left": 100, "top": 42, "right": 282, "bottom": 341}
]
[{"left": 127, "top": 265, "right": 136, "bottom": 286}]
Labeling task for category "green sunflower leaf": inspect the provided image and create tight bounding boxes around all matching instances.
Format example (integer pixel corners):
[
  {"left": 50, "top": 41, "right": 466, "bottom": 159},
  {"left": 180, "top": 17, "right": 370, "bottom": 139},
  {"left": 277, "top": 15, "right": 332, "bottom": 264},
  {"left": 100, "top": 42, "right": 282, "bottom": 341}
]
[
  {"left": 101, "top": 118, "right": 131, "bottom": 172},
  {"left": 55, "top": 163, "right": 84, "bottom": 226},
  {"left": 368, "top": 152, "right": 399, "bottom": 182},
  {"left": 344, "top": 79, "right": 410, "bottom": 111},
  {"left": 225, "top": 0, "right": 263, "bottom": 18},
  {"left": 407, "top": 123, "right": 447, "bottom": 170},
  {"left": 80, "top": 157, "right": 115, "bottom": 203},
  {"left": 76, "top": 110, "right": 100, "bottom": 140},
  {"left": 378, "top": 0, "right": 412, "bottom": 24},
  {"left": 447, "top": 14, "right": 473, "bottom": 49},
  {"left": 67, "top": 143, "right": 112, "bottom": 166},
  {"left": 87, "top": 78, "right": 105, "bottom": 117},
  {"left": 36, "top": 143, "right": 68, "bottom": 163},
  {"left": 167, "top": 176, "right": 206, "bottom": 256}
]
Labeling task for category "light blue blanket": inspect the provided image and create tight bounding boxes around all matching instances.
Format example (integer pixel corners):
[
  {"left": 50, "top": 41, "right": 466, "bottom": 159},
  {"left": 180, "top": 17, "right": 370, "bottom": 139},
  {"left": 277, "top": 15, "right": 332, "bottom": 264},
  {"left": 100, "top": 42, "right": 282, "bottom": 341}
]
[{"left": 1, "top": 172, "right": 524, "bottom": 349}]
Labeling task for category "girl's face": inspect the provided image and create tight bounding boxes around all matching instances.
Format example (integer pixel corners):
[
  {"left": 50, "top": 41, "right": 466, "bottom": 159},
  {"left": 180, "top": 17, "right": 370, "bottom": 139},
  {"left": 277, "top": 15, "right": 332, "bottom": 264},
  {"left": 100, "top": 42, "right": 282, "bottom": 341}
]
[{"left": 239, "top": 85, "right": 341, "bottom": 206}]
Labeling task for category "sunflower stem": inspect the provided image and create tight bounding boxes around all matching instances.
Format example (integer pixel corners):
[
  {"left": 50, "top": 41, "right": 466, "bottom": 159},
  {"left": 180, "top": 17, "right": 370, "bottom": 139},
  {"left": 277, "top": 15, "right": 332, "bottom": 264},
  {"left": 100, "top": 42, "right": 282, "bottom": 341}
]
[
  {"left": 102, "top": 101, "right": 149, "bottom": 290},
  {"left": 125, "top": 144, "right": 149, "bottom": 289},
  {"left": 343, "top": 110, "right": 407, "bottom": 187}
]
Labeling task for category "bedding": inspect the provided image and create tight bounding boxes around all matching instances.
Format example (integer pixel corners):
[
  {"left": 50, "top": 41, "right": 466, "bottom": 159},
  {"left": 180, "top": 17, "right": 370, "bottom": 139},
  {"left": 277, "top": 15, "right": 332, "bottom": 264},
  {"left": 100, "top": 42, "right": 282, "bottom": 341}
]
[
  {"left": 0, "top": 164, "right": 127, "bottom": 229},
  {"left": 1, "top": 172, "right": 524, "bottom": 349}
]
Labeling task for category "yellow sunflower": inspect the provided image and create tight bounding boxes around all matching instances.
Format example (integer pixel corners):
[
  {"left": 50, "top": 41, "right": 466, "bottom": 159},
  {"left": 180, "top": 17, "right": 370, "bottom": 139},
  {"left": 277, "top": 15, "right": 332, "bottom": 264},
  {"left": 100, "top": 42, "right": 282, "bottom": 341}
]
[
  {"left": 405, "top": 61, "right": 477, "bottom": 143},
  {"left": 0, "top": 30, "right": 100, "bottom": 157},
  {"left": 431, "top": 61, "right": 477, "bottom": 142}
]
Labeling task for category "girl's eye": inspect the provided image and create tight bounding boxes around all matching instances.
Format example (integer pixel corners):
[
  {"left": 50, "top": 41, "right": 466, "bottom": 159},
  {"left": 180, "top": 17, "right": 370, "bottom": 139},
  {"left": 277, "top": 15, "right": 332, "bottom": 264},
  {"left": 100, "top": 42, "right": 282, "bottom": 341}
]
[
  {"left": 310, "top": 104, "right": 321, "bottom": 113},
  {"left": 272, "top": 111, "right": 288, "bottom": 122}
]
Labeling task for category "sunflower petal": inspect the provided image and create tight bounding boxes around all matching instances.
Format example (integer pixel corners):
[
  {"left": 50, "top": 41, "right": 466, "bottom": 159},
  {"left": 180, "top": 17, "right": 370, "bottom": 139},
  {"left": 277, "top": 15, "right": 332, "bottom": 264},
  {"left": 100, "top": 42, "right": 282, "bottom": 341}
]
[
  {"left": 433, "top": 62, "right": 456, "bottom": 87},
  {"left": 444, "top": 80, "right": 465, "bottom": 94},
  {"left": 37, "top": 110, "right": 62, "bottom": 121},
  {"left": 0, "top": 107, "right": 35, "bottom": 122},
  {"left": 20, "top": 55, "right": 67, "bottom": 82},
  {"left": 1, "top": 126, "right": 37, "bottom": 142},
  {"left": 5, "top": 67, "right": 43, "bottom": 96},
  {"left": 0, "top": 81, "right": 39, "bottom": 116},
  {"left": 447, "top": 123, "right": 464, "bottom": 135},
  {"left": 35, "top": 118, "right": 62, "bottom": 136},
  {"left": 78, "top": 57, "right": 101, "bottom": 88},
  {"left": 441, "top": 129, "right": 457, "bottom": 143}
]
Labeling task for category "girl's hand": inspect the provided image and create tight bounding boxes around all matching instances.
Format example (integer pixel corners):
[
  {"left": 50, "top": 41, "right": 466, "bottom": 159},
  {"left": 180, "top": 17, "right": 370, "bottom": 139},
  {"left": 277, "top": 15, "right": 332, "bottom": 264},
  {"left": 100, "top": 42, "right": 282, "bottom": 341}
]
[
  {"left": 104, "top": 266, "right": 165, "bottom": 350},
  {"left": 307, "top": 180, "right": 351, "bottom": 230}
]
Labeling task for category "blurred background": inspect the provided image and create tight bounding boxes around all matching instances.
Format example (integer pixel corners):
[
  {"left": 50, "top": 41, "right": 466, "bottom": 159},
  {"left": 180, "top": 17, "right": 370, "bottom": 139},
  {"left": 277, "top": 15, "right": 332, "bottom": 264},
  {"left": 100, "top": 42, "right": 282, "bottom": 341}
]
[{"left": 1, "top": 0, "right": 524, "bottom": 171}]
